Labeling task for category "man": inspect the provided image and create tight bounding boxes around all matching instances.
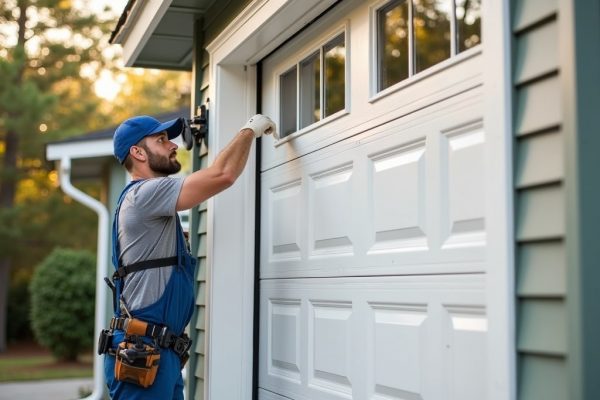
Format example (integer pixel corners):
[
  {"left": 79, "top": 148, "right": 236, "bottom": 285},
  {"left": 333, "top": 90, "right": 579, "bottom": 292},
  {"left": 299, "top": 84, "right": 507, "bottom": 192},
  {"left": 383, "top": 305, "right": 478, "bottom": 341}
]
[{"left": 102, "top": 113, "right": 276, "bottom": 399}]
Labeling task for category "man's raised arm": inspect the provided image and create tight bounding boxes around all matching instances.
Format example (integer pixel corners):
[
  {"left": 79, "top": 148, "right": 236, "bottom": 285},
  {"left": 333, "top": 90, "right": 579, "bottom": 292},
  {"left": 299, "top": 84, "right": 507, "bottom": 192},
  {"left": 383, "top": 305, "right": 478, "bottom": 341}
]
[{"left": 176, "top": 114, "right": 276, "bottom": 211}]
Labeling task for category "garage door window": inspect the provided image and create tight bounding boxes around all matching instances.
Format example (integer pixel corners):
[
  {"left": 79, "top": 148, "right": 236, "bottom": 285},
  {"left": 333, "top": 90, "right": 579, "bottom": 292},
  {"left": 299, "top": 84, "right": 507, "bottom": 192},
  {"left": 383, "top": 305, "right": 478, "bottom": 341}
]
[
  {"left": 279, "top": 33, "right": 346, "bottom": 139},
  {"left": 377, "top": 0, "right": 481, "bottom": 91}
]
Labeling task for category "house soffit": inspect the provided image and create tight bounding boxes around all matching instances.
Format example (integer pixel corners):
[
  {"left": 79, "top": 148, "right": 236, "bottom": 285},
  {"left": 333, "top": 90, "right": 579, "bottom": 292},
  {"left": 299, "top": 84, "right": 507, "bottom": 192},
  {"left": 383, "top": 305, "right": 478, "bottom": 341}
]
[{"left": 111, "top": 0, "right": 216, "bottom": 70}]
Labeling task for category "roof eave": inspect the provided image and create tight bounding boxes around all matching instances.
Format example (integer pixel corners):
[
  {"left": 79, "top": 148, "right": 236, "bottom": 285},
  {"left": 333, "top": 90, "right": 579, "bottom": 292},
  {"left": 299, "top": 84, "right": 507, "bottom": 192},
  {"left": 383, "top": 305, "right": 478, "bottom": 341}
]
[{"left": 110, "top": 0, "right": 173, "bottom": 67}]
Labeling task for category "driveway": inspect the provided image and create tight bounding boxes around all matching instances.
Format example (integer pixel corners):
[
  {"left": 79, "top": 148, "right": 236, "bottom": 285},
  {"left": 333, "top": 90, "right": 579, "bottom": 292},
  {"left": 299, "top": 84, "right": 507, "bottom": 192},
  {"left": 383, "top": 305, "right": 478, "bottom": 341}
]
[{"left": 0, "top": 378, "right": 94, "bottom": 400}]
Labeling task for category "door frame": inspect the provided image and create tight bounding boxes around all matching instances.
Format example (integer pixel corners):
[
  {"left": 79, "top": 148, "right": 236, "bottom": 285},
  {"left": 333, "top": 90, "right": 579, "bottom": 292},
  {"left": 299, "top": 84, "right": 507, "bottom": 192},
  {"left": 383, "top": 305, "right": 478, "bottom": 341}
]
[{"left": 481, "top": 1, "right": 515, "bottom": 399}]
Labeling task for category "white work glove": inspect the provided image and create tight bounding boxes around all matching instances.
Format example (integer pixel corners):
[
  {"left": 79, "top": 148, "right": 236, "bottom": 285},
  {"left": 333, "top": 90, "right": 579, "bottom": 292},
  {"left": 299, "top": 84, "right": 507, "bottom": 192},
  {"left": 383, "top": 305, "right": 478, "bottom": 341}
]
[{"left": 242, "top": 114, "right": 278, "bottom": 139}]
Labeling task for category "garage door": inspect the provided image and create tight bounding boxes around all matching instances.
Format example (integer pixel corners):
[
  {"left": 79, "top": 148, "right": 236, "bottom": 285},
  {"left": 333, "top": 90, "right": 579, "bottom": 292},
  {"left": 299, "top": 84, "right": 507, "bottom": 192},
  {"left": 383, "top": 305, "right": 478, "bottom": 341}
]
[{"left": 258, "top": 1, "right": 485, "bottom": 399}]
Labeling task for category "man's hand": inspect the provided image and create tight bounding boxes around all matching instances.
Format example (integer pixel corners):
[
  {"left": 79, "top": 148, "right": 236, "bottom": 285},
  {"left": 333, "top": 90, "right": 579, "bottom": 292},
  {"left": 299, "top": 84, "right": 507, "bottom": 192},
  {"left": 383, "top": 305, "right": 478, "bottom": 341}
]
[{"left": 242, "top": 114, "right": 277, "bottom": 138}]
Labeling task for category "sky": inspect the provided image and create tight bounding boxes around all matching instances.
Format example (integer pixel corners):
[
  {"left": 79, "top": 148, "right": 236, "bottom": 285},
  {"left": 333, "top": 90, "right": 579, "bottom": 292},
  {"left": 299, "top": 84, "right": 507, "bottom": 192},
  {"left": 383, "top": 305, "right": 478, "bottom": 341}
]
[
  {"left": 91, "top": 0, "right": 130, "bottom": 100},
  {"left": 89, "top": 0, "right": 129, "bottom": 16}
]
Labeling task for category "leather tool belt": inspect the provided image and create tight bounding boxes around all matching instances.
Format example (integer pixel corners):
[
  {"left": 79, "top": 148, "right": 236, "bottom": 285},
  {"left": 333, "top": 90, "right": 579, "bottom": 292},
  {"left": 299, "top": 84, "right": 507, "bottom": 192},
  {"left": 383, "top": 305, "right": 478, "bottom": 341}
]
[
  {"left": 98, "top": 316, "right": 192, "bottom": 388},
  {"left": 109, "top": 316, "right": 192, "bottom": 361}
]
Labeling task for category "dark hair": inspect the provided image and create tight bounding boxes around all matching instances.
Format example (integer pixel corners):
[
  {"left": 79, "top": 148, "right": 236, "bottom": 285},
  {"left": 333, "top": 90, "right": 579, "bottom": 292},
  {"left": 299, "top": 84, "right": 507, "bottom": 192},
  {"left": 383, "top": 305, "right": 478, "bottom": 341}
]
[{"left": 122, "top": 137, "right": 149, "bottom": 172}]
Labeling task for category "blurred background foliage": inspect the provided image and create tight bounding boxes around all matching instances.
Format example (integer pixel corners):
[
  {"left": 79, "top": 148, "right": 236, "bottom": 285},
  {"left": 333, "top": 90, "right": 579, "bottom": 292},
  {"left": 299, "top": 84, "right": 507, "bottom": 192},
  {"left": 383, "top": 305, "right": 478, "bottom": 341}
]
[{"left": 0, "top": 0, "right": 190, "bottom": 350}]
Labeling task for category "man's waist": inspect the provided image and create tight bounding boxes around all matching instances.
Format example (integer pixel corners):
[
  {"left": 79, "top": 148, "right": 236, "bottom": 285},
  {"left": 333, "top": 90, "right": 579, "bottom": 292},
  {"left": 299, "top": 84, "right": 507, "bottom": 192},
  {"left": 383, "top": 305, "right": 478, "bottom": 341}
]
[{"left": 110, "top": 316, "right": 191, "bottom": 357}]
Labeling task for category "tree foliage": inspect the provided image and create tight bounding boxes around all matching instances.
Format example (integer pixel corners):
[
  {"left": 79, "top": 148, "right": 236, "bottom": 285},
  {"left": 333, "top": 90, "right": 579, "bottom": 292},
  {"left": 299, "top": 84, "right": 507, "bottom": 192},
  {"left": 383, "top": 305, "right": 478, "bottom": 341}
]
[
  {"left": 0, "top": 0, "right": 116, "bottom": 351},
  {"left": 103, "top": 68, "right": 191, "bottom": 123},
  {"left": 0, "top": 1, "right": 192, "bottom": 349}
]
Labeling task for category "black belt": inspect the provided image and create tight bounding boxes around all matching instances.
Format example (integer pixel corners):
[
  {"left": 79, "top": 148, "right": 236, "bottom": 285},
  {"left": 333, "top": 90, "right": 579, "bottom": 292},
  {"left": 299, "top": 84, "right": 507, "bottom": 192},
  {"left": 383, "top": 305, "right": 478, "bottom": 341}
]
[
  {"left": 114, "top": 256, "right": 178, "bottom": 279},
  {"left": 110, "top": 317, "right": 192, "bottom": 357}
]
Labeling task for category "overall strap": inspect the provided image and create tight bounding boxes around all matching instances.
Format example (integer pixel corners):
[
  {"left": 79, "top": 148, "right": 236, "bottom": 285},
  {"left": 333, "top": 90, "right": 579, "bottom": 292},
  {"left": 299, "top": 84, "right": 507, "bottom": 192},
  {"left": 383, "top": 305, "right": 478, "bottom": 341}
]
[
  {"left": 114, "top": 256, "right": 178, "bottom": 279},
  {"left": 111, "top": 179, "right": 186, "bottom": 278},
  {"left": 111, "top": 179, "right": 145, "bottom": 270}
]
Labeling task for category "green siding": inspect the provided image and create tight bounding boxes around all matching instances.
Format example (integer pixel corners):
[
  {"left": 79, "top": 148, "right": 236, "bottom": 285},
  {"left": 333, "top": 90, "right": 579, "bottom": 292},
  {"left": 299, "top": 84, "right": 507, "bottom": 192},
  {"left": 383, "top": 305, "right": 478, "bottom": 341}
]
[
  {"left": 512, "top": 0, "right": 558, "bottom": 32},
  {"left": 518, "top": 299, "right": 566, "bottom": 355},
  {"left": 519, "top": 355, "right": 567, "bottom": 400},
  {"left": 517, "top": 241, "right": 565, "bottom": 297},
  {"left": 186, "top": 19, "right": 209, "bottom": 400},
  {"left": 515, "top": 130, "right": 563, "bottom": 188},
  {"left": 512, "top": 0, "right": 567, "bottom": 399},
  {"left": 203, "top": 0, "right": 254, "bottom": 45},
  {"left": 516, "top": 185, "right": 564, "bottom": 240},
  {"left": 515, "top": 76, "right": 561, "bottom": 136},
  {"left": 514, "top": 21, "right": 558, "bottom": 84}
]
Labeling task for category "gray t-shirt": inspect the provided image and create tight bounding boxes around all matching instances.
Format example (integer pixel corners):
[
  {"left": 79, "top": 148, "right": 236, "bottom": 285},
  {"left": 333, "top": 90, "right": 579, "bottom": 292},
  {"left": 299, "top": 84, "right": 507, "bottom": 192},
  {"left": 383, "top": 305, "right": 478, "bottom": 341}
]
[{"left": 117, "top": 177, "right": 184, "bottom": 311}]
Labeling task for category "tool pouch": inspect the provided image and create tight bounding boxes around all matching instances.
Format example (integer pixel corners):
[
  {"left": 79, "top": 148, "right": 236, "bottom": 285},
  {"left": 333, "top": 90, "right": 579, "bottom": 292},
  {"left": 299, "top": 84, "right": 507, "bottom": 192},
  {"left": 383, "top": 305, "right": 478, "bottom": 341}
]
[
  {"left": 97, "top": 329, "right": 113, "bottom": 355},
  {"left": 115, "top": 337, "right": 160, "bottom": 388}
]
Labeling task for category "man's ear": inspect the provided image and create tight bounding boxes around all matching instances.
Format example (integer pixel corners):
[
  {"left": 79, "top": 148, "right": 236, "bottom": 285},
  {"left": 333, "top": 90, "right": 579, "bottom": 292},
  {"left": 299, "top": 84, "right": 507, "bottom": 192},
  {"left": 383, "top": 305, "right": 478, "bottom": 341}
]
[{"left": 130, "top": 146, "right": 146, "bottom": 162}]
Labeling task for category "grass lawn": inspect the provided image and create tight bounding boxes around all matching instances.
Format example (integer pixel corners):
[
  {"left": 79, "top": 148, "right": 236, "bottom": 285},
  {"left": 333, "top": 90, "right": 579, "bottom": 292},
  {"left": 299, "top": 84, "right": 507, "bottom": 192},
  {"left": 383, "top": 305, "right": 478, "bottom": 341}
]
[{"left": 0, "top": 341, "right": 93, "bottom": 382}]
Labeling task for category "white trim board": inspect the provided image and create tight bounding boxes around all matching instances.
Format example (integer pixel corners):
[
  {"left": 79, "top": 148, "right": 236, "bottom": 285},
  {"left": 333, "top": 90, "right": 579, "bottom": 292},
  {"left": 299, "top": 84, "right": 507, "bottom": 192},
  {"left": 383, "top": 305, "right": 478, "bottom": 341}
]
[
  {"left": 482, "top": 1, "right": 516, "bottom": 399},
  {"left": 46, "top": 139, "right": 114, "bottom": 161}
]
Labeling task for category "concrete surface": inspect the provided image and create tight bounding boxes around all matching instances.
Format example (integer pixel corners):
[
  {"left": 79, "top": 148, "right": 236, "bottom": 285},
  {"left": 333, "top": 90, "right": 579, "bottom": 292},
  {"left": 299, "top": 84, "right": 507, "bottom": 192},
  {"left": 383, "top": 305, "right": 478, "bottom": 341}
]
[{"left": 0, "top": 378, "right": 94, "bottom": 400}]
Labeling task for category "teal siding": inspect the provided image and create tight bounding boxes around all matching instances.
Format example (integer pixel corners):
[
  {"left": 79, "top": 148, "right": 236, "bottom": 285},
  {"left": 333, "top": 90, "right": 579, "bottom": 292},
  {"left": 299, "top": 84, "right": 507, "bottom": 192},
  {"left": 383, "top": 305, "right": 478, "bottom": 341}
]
[
  {"left": 517, "top": 241, "right": 565, "bottom": 297},
  {"left": 186, "top": 19, "right": 210, "bottom": 399},
  {"left": 519, "top": 354, "right": 567, "bottom": 400},
  {"left": 512, "top": 1, "right": 567, "bottom": 398}
]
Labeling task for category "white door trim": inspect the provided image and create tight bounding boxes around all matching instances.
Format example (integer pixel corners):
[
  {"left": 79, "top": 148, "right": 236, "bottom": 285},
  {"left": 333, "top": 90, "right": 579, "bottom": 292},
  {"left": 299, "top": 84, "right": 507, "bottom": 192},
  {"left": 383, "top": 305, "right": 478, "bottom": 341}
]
[{"left": 482, "top": 1, "right": 516, "bottom": 399}]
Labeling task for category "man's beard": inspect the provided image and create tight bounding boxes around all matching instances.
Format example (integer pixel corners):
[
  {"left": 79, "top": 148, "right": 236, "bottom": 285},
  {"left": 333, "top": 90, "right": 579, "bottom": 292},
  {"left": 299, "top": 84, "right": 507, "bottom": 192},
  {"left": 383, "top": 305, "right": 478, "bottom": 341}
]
[{"left": 147, "top": 149, "right": 181, "bottom": 175}]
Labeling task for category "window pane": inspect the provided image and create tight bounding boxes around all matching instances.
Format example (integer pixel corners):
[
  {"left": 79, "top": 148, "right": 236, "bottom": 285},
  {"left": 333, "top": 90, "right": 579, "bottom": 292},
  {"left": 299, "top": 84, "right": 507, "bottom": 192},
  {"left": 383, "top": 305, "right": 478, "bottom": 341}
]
[
  {"left": 378, "top": 0, "right": 409, "bottom": 91},
  {"left": 300, "top": 52, "right": 320, "bottom": 129},
  {"left": 279, "top": 66, "right": 297, "bottom": 138},
  {"left": 324, "top": 34, "right": 346, "bottom": 117},
  {"left": 414, "top": 0, "right": 451, "bottom": 73},
  {"left": 456, "top": 0, "right": 482, "bottom": 52}
]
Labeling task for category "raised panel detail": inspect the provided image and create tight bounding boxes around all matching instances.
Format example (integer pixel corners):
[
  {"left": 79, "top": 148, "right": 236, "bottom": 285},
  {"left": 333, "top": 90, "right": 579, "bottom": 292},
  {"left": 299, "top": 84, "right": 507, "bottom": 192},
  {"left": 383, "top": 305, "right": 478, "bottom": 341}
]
[
  {"left": 370, "top": 303, "right": 427, "bottom": 400},
  {"left": 442, "top": 125, "right": 486, "bottom": 249},
  {"left": 260, "top": 275, "right": 486, "bottom": 400},
  {"left": 309, "top": 164, "right": 354, "bottom": 257},
  {"left": 368, "top": 142, "right": 428, "bottom": 254},
  {"left": 444, "top": 306, "right": 487, "bottom": 400},
  {"left": 270, "top": 180, "right": 302, "bottom": 260},
  {"left": 309, "top": 301, "right": 353, "bottom": 396},
  {"left": 269, "top": 299, "right": 302, "bottom": 382}
]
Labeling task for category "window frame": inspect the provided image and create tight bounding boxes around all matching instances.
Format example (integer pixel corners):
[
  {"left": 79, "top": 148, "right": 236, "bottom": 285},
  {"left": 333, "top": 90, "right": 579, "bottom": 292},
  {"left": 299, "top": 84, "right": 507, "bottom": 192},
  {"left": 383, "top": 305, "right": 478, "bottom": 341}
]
[
  {"left": 369, "top": 0, "right": 482, "bottom": 101},
  {"left": 275, "top": 24, "right": 350, "bottom": 146}
]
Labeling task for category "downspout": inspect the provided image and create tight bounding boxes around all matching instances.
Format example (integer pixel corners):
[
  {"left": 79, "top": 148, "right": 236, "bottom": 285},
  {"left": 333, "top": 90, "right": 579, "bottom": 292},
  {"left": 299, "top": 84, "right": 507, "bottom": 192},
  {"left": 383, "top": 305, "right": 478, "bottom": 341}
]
[{"left": 59, "top": 157, "right": 109, "bottom": 400}]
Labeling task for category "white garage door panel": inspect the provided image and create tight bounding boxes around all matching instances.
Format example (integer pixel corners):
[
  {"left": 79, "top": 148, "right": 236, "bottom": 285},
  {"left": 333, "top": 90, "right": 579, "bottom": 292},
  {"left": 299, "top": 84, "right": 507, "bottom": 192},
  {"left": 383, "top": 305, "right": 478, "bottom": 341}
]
[
  {"left": 259, "top": 275, "right": 487, "bottom": 400},
  {"left": 261, "top": 89, "right": 485, "bottom": 279},
  {"left": 260, "top": 3, "right": 483, "bottom": 173},
  {"left": 259, "top": 388, "right": 295, "bottom": 400}
]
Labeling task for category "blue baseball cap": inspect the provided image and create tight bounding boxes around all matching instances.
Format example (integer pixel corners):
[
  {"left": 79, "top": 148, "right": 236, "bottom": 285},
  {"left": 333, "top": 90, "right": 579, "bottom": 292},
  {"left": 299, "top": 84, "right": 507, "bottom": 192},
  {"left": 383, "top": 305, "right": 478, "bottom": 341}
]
[{"left": 113, "top": 115, "right": 184, "bottom": 164}]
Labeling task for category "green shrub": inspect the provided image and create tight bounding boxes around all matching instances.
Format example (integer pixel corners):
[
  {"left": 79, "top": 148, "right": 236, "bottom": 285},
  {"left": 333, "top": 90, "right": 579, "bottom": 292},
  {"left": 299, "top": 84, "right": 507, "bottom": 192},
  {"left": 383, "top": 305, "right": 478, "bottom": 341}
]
[{"left": 30, "top": 248, "right": 96, "bottom": 361}]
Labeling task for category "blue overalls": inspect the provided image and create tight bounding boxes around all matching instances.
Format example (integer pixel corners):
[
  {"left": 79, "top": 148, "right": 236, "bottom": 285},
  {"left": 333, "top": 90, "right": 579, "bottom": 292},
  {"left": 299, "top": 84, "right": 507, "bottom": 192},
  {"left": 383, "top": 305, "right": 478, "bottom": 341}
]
[{"left": 104, "top": 180, "right": 196, "bottom": 399}]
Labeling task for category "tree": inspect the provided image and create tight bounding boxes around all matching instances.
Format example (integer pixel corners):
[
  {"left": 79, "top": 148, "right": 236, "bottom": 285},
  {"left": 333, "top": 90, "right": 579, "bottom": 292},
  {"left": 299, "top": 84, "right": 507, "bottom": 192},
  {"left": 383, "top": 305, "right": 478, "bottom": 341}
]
[
  {"left": 104, "top": 68, "right": 191, "bottom": 122},
  {"left": 0, "top": 0, "right": 115, "bottom": 352}
]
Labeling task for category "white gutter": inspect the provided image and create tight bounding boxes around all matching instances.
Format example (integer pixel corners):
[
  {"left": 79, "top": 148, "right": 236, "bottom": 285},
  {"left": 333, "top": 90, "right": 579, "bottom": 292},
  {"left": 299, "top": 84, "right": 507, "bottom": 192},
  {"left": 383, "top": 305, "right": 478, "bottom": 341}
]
[{"left": 59, "top": 157, "right": 109, "bottom": 400}]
